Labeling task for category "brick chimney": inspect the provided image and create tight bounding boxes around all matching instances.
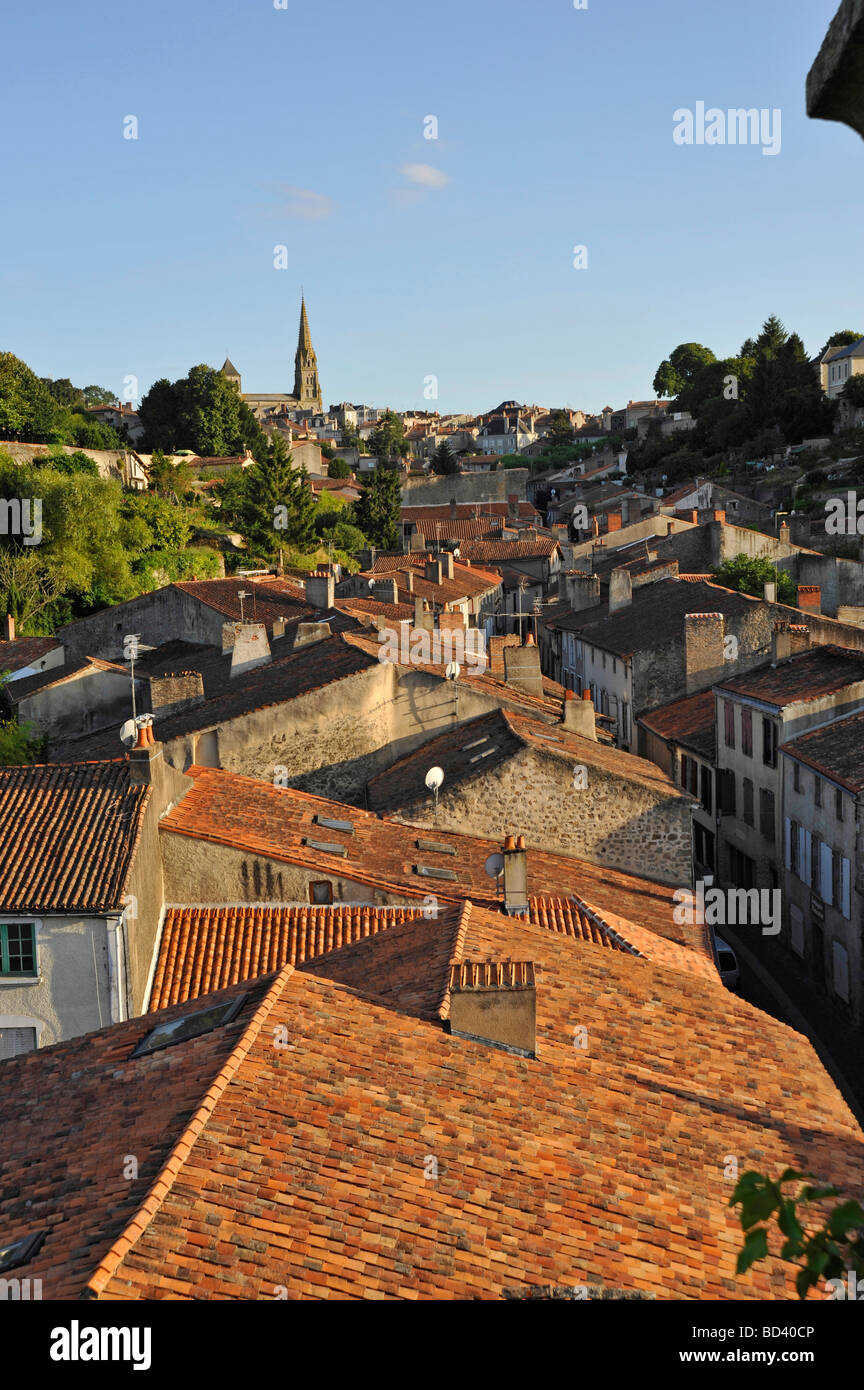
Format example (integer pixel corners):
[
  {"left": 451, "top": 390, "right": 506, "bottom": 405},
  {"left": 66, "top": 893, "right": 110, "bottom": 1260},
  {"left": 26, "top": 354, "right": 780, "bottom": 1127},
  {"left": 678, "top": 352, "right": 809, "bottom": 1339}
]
[
  {"left": 441, "top": 551, "right": 455, "bottom": 580},
  {"left": 562, "top": 689, "right": 596, "bottom": 740},
  {"left": 606, "top": 512, "right": 622, "bottom": 533},
  {"left": 608, "top": 567, "right": 632, "bottom": 614},
  {"left": 687, "top": 509, "right": 699, "bottom": 525},
  {"left": 789, "top": 623, "right": 810, "bottom": 654},
  {"left": 502, "top": 833, "right": 529, "bottom": 915},
  {"left": 712, "top": 509, "right": 725, "bottom": 522},
  {"left": 503, "top": 634, "right": 544, "bottom": 697},
  {"left": 306, "top": 570, "right": 335, "bottom": 609},
  {"left": 127, "top": 715, "right": 194, "bottom": 810},
  {"left": 797, "top": 585, "right": 821, "bottom": 614},
  {"left": 566, "top": 572, "right": 600, "bottom": 610},
  {"left": 2, "top": 614, "right": 14, "bottom": 642},
  {"left": 684, "top": 612, "right": 726, "bottom": 695},
  {"left": 447, "top": 959, "right": 536, "bottom": 1057}
]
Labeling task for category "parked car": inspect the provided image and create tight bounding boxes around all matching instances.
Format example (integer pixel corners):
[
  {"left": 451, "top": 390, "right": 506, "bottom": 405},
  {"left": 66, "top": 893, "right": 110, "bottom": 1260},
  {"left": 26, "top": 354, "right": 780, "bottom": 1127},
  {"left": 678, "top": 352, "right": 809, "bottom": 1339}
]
[{"left": 715, "top": 935, "right": 740, "bottom": 991}]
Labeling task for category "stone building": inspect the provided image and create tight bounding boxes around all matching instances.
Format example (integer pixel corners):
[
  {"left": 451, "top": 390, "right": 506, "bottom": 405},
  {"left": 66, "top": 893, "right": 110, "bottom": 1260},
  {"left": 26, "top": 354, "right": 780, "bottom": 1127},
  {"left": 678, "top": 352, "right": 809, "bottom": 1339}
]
[{"left": 222, "top": 295, "right": 323, "bottom": 420}]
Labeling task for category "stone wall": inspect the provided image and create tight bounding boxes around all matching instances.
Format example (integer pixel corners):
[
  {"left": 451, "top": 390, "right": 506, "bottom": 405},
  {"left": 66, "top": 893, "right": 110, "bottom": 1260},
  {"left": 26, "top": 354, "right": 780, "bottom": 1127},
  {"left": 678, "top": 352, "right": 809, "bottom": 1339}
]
[
  {"left": 402, "top": 469, "right": 530, "bottom": 506},
  {"left": 385, "top": 744, "right": 692, "bottom": 885},
  {"left": 61, "top": 587, "right": 222, "bottom": 662}
]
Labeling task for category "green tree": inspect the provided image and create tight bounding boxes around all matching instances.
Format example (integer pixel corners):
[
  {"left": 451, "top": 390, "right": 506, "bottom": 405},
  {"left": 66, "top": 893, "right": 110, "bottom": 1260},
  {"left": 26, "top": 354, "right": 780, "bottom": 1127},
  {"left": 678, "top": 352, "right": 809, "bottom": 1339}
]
[
  {"left": 341, "top": 421, "right": 362, "bottom": 451},
  {"left": 841, "top": 374, "right": 864, "bottom": 407},
  {"left": 731, "top": 1168, "right": 864, "bottom": 1300},
  {"left": 327, "top": 456, "right": 353, "bottom": 479},
  {"left": 652, "top": 343, "right": 716, "bottom": 400},
  {"left": 240, "top": 435, "right": 316, "bottom": 555},
  {"left": 354, "top": 467, "right": 401, "bottom": 549},
  {"left": 816, "top": 330, "right": 863, "bottom": 362},
  {"left": 138, "top": 378, "right": 180, "bottom": 452},
  {"left": 147, "top": 449, "right": 190, "bottom": 499},
  {"left": 42, "top": 447, "right": 100, "bottom": 477},
  {"left": 431, "top": 441, "right": 458, "bottom": 475},
  {"left": 0, "top": 353, "right": 66, "bottom": 442},
  {"left": 175, "top": 364, "right": 246, "bottom": 456},
  {"left": 369, "top": 409, "right": 406, "bottom": 467},
  {"left": 712, "top": 552, "right": 796, "bottom": 604},
  {"left": 546, "top": 410, "right": 576, "bottom": 447}
]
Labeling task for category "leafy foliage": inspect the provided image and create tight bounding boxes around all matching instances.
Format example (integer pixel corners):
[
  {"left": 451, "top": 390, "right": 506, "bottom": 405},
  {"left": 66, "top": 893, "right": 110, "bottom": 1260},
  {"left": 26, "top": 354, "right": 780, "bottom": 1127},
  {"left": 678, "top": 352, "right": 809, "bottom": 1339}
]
[
  {"left": 368, "top": 410, "right": 407, "bottom": 466},
  {"left": 138, "top": 365, "right": 268, "bottom": 458},
  {"left": 354, "top": 467, "right": 401, "bottom": 549},
  {"left": 431, "top": 441, "right": 458, "bottom": 475},
  {"left": 712, "top": 552, "right": 796, "bottom": 604},
  {"left": 731, "top": 1168, "right": 864, "bottom": 1300}
]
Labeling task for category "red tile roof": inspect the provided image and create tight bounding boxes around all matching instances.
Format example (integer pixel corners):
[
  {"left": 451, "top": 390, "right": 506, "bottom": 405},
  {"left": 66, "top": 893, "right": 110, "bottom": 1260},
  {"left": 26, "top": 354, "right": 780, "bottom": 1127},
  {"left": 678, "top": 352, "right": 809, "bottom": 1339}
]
[
  {"left": 160, "top": 765, "right": 707, "bottom": 952},
  {"left": 3, "top": 907, "right": 861, "bottom": 1300},
  {"left": 639, "top": 690, "right": 717, "bottom": 761},
  {"left": 716, "top": 645, "right": 864, "bottom": 708},
  {"left": 459, "top": 536, "right": 559, "bottom": 563},
  {"left": 0, "top": 636, "right": 61, "bottom": 676},
  {"left": 0, "top": 761, "right": 150, "bottom": 912}
]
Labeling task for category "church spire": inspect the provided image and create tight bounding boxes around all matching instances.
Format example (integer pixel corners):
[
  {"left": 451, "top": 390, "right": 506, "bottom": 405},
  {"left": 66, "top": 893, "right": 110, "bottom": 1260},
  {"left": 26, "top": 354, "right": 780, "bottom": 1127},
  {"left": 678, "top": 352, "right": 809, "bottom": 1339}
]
[{"left": 293, "top": 295, "right": 322, "bottom": 411}]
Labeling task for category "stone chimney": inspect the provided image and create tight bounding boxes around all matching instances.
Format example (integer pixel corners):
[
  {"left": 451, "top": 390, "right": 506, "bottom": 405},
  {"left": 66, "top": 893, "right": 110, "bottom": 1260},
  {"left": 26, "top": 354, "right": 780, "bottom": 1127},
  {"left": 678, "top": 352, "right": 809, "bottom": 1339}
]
[
  {"left": 772, "top": 621, "right": 792, "bottom": 665},
  {"left": 425, "top": 558, "right": 443, "bottom": 585},
  {"left": 503, "top": 633, "right": 544, "bottom": 697},
  {"left": 402, "top": 567, "right": 415, "bottom": 594},
  {"left": 372, "top": 577, "right": 399, "bottom": 604},
  {"left": 684, "top": 612, "right": 726, "bottom": 695},
  {"left": 608, "top": 567, "right": 632, "bottom": 614},
  {"left": 763, "top": 581, "right": 777, "bottom": 603},
  {"left": 2, "top": 614, "right": 14, "bottom": 642},
  {"left": 562, "top": 689, "right": 596, "bottom": 740},
  {"left": 148, "top": 672, "right": 205, "bottom": 720},
  {"left": 566, "top": 572, "right": 601, "bottom": 611},
  {"left": 687, "top": 509, "right": 699, "bottom": 525},
  {"left": 508, "top": 493, "right": 519, "bottom": 519},
  {"left": 294, "top": 620, "right": 332, "bottom": 648},
  {"left": 789, "top": 623, "right": 811, "bottom": 655},
  {"left": 447, "top": 959, "right": 536, "bottom": 1057},
  {"left": 797, "top": 585, "right": 821, "bottom": 614},
  {"left": 306, "top": 569, "right": 335, "bottom": 609},
  {"left": 230, "top": 623, "right": 271, "bottom": 678},
  {"left": 502, "top": 833, "right": 529, "bottom": 915},
  {"left": 127, "top": 715, "right": 194, "bottom": 808},
  {"left": 449, "top": 497, "right": 458, "bottom": 519},
  {"left": 779, "top": 520, "right": 791, "bottom": 544},
  {"left": 441, "top": 551, "right": 455, "bottom": 580}
]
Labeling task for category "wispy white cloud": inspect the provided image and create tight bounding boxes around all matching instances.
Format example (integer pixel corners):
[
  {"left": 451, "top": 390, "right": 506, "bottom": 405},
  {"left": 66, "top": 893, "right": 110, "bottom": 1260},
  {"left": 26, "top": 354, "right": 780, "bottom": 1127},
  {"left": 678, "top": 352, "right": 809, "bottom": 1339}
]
[
  {"left": 262, "top": 185, "right": 334, "bottom": 220},
  {"left": 400, "top": 163, "right": 450, "bottom": 189}
]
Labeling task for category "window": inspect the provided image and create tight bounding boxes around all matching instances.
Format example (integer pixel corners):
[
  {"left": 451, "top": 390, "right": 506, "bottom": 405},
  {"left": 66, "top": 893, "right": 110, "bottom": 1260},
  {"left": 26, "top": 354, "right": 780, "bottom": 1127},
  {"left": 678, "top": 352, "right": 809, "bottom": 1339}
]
[
  {"left": 309, "top": 880, "right": 333, "bottom": 905},
  {"left": 724, "top": 701, "right": 735, "bottom": 749},
  {"left": 793, "top": 761, "right": 800, "bottom": 793},
  {"left": 741, "top": 708, "right": 752, "bottom": 757},
  {"left": 700, "top": 765, "right": 713, "bottom": 816},
  {"left": 815, "top": 776, "right": 822, "bottom": 808},
  {"left": 0, "top": 924, "right": 36, "bottom": 977},
  {"left": 680, "top": 755, "right": 698, "bottom": 797},
  {"left": 789, "top": 819, "right": 800, "bottom": 876},
  {"left": 759, "top": 788, "right": 775, "bottom": 842},
  {"left": 832, "top": 848, "right": 842, "bottom": 908},
  {"left": 762, "top": 718, "right": 777, "bottom": 768},
  {"left": 131, "top": 994, "right": 248, "bottom": 1059},
  {"left": 836, "top": 787, "right": 844, "bottom": 821},
  {"left": 0, "top": 1231, "right": 46, "bottom": 1274},
  {"left": 0, "top": 1027, "right": 37, "bottom": 1059},
  {"left": 742, "top": 778, "right": 754, "bottom": 826},
  {"left": 811, "top": 834, "right": 821, "bottom": 890}
]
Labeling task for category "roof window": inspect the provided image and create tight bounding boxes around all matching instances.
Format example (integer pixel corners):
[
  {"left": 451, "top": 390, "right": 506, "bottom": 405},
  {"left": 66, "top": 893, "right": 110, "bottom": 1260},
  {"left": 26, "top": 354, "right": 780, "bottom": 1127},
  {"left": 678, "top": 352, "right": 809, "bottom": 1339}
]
[{"left": 131, "top": 994, "right": 247, "bottom": 1059}]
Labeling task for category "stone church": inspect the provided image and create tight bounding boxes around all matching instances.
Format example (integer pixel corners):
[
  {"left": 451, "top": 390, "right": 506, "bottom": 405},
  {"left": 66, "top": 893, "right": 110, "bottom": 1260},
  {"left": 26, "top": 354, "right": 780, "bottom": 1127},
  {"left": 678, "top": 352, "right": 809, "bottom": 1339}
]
[{"left": 221, "top": 297, "right": 323, "bottom": 420}]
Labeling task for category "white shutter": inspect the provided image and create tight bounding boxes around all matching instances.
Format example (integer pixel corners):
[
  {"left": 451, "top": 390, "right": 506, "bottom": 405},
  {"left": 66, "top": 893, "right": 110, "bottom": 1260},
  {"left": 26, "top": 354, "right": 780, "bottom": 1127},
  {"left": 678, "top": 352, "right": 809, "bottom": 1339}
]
[
  {"left": 820, "top": 842, "right": 833, "bottom": 904},
  {"left": 841, "top": 858, "right": 851, "bottom": 920},
  {"left": 802, "top": 830, "right": 812, "bottom": 887},
  {"left": 784, "top": 818, "right": 792, "bottom": 870}
]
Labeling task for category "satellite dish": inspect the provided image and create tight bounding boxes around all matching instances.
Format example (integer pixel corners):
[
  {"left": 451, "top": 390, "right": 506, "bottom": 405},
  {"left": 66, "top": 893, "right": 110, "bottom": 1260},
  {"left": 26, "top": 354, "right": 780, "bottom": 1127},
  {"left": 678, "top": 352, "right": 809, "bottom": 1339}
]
[
  {"left": 484, "top": 852, "right": 505, "bottom": 879},
  {"left": 425, "top": 766, "right": 444, "bottom": 792},
  {"left": 120, "top": 719, "right": 137, "bottom": 748},
  {"left": 445, "top": 660, "right": 460, "bottom": 682}
]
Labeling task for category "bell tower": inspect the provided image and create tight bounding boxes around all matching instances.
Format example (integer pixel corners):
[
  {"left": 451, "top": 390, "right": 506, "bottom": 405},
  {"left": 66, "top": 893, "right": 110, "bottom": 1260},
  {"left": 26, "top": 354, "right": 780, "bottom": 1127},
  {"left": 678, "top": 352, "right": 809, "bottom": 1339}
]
[{"left": 293, "top": 296, "right": 322, "bottom": 412}]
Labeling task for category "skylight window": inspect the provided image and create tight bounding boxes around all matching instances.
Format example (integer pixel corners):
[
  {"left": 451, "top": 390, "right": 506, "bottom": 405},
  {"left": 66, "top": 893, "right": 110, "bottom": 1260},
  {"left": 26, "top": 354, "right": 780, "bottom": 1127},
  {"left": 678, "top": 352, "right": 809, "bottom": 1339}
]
[
  {"left": 469, "top": 749, "right": 497, "bottom": 764},
  {"left": 415, "top": 865, "right": 458, "bottom": 881},
  {"left": 0, "top": 1231, "right": 46, "bottom": 1273},
  {"left": 314, "top": 816, "right": 355, "bottom": 834},
  {"left": 416, "top": 838, "right": 457, "bottom": 855},
  {"left": 464, "top": 737, "right": 489, "bottom": 751},
  {"left": 131, "top": 994, "right": 247, "bottom": 1059},
  {"left": 304, "top": 838, "right": 348, "bottom": 856}
]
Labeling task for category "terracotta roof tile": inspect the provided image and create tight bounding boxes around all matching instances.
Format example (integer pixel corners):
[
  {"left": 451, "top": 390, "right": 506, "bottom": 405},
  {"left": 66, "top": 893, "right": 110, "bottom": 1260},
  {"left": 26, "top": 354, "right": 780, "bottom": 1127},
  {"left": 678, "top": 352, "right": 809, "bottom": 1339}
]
[{"left": 0, "top": 761, "right": 149, "bottom": 912}]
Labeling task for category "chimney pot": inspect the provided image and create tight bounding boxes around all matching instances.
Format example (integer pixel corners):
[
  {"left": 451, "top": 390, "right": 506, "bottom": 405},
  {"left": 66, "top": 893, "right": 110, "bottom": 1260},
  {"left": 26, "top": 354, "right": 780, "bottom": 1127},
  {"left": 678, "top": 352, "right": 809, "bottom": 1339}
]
[
  {"left": 2, "top": 614, "right": 15, "bottom": 642},
  {"left": 504, "top": 834, "right": 517, "bottom": 851}
]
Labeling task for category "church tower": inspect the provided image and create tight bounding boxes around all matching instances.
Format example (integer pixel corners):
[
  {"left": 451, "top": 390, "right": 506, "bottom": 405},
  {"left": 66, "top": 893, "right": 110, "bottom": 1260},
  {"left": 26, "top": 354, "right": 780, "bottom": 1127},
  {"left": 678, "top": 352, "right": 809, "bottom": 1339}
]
[{"left": 293, "top": 296, "right": 322, "bottom": 412}]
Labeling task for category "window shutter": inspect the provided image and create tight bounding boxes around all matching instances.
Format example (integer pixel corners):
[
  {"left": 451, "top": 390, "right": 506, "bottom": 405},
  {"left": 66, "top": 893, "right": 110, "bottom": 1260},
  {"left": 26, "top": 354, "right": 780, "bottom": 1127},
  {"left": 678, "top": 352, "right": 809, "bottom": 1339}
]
[
  {"left": 784, "top": 818, "right": 791, "bottom": 870},
  {"left": 802, "top": 829, "right": 812, "bottom": 887},
  {"left": 841, "top": 858, "right": 851, "bottom": 919},
  {"left": 820, "top": 842, "right": 832, "bottom": 903}
]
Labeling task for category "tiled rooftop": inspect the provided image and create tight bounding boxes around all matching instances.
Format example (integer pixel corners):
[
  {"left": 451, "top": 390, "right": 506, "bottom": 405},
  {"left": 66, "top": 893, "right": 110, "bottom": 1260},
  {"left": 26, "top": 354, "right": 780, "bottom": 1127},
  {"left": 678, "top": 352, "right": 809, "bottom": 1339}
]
[
  {"left": 640, "top": 690, "right": 717, "bottom": 761},
  {"left": 0, "top": 761, "right": 149, "bottom": 912},
  {"left": 3, "top": 905, "right": 861, "bottom": 1300},
  {"left": 160, "top": 765, "right": 707, "bottom": 952},
  {"left": 782, "top": 708, "right": 864, "bottom": 792},
  {"left": 716, "top": 645, "right": 864, "bottom": 709},
  {"left": 0, "top": 635, "right": 62, "bottom": 678}
]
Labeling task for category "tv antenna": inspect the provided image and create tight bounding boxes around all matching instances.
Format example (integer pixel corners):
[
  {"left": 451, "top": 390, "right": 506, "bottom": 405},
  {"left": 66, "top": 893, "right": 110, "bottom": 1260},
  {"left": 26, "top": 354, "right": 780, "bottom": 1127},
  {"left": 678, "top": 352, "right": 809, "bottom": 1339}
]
[
  {"left": 124, "top": 633, "right": 141, "bottom": 722},
  {"left": 238, "top": 589, "right": 250, "bottom": 624}
]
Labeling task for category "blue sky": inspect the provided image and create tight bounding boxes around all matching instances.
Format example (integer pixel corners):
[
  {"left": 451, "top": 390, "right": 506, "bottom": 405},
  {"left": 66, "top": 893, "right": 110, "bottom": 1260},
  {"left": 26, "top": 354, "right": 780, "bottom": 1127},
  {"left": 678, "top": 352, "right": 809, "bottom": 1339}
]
[{"left": 0, "top": 0, "right": 859, "bottom": 416}]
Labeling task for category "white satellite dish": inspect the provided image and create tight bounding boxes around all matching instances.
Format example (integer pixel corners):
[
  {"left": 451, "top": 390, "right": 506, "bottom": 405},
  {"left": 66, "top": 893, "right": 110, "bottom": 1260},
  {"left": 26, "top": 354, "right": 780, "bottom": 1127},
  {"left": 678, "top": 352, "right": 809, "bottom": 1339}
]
[
  {"left": 484, "top": 852, "right": 505, "bottom": 879},
  {"left": 445, "top": 660, "right": 460, "bottom": 682},
  {"left": 120, "top": 719, "right": 137, "bottom": 748},
  {"left": 425, "top": 766, "right": 444, "bottom": 792}
]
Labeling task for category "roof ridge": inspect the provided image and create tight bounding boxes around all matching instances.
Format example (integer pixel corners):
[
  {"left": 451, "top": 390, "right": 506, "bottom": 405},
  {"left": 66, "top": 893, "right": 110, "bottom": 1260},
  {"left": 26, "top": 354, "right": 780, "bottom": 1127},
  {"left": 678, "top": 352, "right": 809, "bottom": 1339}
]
[
  {"left": 438, "top": 900, "right": 472, "bottom": 1020},
  {"left": 83, "top": 964, "right": 294, "bottom": 1298}
]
